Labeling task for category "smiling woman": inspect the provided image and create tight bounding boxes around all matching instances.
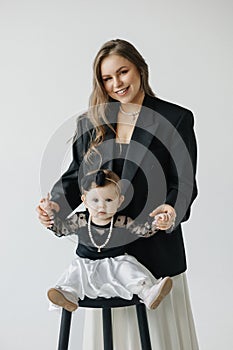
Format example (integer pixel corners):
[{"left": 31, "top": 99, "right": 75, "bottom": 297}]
[
  {"left": 37, "top": 38, "right": 199, "bottom": 349},
  {"left": 101, "top": 55, "right": 144, "bottom": 106},
  {"left": 101, "top": 55, "right": 146, "bottom": 144}
]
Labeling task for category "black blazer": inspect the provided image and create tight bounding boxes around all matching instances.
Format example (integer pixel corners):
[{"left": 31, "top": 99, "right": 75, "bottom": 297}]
[{"left": 51, "top": 94, "right": 198, "bottom": 278}]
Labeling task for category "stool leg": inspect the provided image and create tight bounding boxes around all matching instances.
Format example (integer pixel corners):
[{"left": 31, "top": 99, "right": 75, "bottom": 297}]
[
  {"left": 136, "top": 304, "right": 152, "bottom": 350},
  {"left": 102, "top": 308, "right": 113, "bottom": 350},
  {"left": 58, "top": 308, "right": 72, "bottom": 350}
]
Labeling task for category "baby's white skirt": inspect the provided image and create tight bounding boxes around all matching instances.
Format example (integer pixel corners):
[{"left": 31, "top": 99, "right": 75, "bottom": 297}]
[
  {"left": 82, "top": 273, "right": 199, "bottom": 350},
  {"left": 53, "top": 254, "right": 157, "bottom": 301}
]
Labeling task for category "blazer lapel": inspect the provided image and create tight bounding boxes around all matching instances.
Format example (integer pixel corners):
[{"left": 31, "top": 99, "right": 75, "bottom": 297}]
[
  {"left": 97, "top": 96, "right": 160, "bottom": 192},
  {"left": 121, "top": 102, "right": 159, "bottom": 187}
]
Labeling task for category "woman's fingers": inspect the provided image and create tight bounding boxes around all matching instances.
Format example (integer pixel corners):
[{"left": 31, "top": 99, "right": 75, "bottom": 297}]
[
  {"left": 39, "top": 197, "right": 60, "bottom": 213},
  {"left": 153, "top": 213, "right": 169, "bottom": 228},
  {"left": 150, "top": 204, "right": 176, "bottom": 219},
  {"left": 149, "top": 204, "right": 167, "bottom": 217},
  {"left": 36, "top": 195, "right": 60, "bottom": 228},
  {"left": 36, "top": 204, "right": 47, "bottom": 216},
  {"left": 151, "top": 207, "right": 176, "bottom": 231},
  {"left": 36, "top": 205, "right": 54, "bottom": 227},
  {"left": 150, "top": 204, "right": 176, "bottom": 217}
]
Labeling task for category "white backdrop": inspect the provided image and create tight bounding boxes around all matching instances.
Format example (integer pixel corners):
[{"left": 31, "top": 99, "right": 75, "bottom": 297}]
[{"left": 1, "top": 0, "right": 233, "bottom": 349}]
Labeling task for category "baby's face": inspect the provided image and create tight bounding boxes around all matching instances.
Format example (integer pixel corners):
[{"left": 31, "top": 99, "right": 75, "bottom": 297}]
[{"left": 82, "top": 183, "right": 123, "bottom": 223}]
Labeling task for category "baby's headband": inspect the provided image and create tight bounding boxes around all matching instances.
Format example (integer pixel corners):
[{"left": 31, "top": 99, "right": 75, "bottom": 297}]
[
  {"left": 95, "top": 170, "right": 106, "bottom": 186},
  {"left": 81, "top": 169, "right": 121, "bottom": 192}
]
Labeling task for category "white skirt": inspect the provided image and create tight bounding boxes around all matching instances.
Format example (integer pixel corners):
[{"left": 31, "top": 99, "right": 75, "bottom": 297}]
[
  {"left": 82, "top": 273, "right": 199, "bottom": 350},
  {"left": 54, "top": 254, "right": 157, "bottom": 301}
]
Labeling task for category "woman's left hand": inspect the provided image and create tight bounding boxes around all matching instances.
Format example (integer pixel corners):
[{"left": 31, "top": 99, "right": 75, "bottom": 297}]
[{"left": 149, "top": 204, "right": 176, "bottom": 231}]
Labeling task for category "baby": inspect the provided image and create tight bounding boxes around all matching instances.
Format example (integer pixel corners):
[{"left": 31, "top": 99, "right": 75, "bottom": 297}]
[{"left": 40, "top": 169, "right": 173, "bottom": 312}]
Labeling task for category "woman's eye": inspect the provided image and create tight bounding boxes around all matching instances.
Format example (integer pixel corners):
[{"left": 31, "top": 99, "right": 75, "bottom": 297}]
[
  {"left": 120, "top": 70, "right": 128, "bottom": 75},
  {"left": 103, "top": 77, "right": 111, "bottom": 82}
]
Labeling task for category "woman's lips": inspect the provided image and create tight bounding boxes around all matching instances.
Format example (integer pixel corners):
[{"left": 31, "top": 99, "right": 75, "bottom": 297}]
[{"left": 115, "top": 86, "right": 129, "bottom": 96}]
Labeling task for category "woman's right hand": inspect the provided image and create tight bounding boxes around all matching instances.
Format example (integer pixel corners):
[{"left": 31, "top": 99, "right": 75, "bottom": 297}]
[{"left": 36, "top": 195, "right": 60, "bottom": 228}]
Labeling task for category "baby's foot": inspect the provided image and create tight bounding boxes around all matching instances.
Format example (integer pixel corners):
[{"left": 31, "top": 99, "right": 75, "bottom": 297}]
[
  {"left": 47, "top": 287, "right": 78, "bottom": 312},
  {"left": 142, "top": 277, "right": 173, "bottom": 310}
]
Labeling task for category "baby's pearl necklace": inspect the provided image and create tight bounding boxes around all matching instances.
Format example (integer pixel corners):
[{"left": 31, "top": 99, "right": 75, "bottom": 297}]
[{"left": 88, "top": 215, "right": 114, "bottom": 253}]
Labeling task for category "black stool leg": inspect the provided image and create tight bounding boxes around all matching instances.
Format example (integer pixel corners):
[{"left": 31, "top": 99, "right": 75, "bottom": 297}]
[
  {"left": 58, "top": 308, "right": 72, "bottom": 350},
  {"left": 136, "top": 304, "right": 152, "bottom": 350},
  {"left": 102, "top": 308, "right": 113, "bottom": 350}
]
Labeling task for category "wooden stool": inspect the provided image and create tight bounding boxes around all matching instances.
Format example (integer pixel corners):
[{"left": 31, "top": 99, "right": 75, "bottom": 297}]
[{"left": 58, "top": 295, "right": 152, "bottom": 350}]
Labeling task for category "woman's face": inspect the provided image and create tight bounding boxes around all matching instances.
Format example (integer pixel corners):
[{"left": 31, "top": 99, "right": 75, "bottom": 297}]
[{"left": 100, "top": 54, "right": 144, "bottom": 105}]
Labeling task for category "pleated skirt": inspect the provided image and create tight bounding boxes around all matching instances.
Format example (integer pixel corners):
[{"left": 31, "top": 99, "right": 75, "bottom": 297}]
[{"left": 82, "top": 273, "right": 199, "bottom": 350}]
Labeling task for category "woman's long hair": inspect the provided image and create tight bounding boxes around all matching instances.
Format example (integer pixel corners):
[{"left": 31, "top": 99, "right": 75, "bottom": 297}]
[{"left": 84, "top": 39, "right": 155, "bottom": 161}]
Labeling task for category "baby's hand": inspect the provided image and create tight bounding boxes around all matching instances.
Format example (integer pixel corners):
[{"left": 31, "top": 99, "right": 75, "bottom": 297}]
[
  {"left": 36, "top": 194, "right": 60, "bottom": 228},
  {"left": 39, "top": 194, "right": 60, "bottom": 216},
  {"left": 152, "top": 213, "right": 171, "bottom": 230},
  {"left": 150, "top": 204, "right": 176, "bottom": 231}
]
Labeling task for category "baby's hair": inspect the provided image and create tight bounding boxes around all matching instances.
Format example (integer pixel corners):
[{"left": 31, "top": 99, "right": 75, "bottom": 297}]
[{"left": 81, "top": 169, "right": 121, "bottom": 193}]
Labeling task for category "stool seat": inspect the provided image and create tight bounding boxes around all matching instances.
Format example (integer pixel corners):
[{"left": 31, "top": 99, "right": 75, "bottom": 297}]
[
  {"left": 58, "top": 296, "right": 152, "bottom": 350},
  {"left": 79, "top": 295, "right": 141, "bottom": 308}
]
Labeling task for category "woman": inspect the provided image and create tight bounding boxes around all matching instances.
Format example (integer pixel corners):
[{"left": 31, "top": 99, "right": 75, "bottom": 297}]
[{"left": 37, "top": 39, "right": 199, "bottom": 349}]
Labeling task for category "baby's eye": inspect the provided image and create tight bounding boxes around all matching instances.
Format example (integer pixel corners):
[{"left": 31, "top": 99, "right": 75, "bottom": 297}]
[
  {"left": 92, "top": 198, "right": 99, "bottom": 203},
  {"left": 106, "top": 198, "right": 113, "bottom": 202}
]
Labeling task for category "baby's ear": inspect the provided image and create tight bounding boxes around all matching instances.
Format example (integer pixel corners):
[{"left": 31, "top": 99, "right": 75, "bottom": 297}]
[
  {"left": 81, "top": 194, "right": 88, "bottom": 209},
  {"left": 118, "top": 195, "right": 125, "bottom": 207}
]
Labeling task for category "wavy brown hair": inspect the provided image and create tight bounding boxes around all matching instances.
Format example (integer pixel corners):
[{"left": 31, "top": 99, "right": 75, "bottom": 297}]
[{"left": 84, "top": 39, "right": 155, "bottom": 161}]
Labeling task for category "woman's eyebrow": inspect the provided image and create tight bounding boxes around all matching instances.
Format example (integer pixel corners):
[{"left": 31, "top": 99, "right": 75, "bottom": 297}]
[{"left": 102, "top": 66, "right": 128, "bottom": 77}]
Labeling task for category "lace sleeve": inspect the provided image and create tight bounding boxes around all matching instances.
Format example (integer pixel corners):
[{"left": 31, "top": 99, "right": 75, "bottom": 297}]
[
  {"left": 125, "top": 217, "right": 158, "bottom": 238},
  {"left": 48, "top": 212, "right": 87, "bottom": 237}
]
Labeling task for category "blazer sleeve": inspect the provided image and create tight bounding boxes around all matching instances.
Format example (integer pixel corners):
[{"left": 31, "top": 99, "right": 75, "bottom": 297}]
[
  {"left": 165, "top": 109, "right": 198, "bottom": 225},
  {"left": 50, "top": 115, "right": 91, "bottom": 219}
]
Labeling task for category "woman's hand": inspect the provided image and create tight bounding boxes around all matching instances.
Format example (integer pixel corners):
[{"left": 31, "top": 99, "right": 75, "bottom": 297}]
[
  {"left": 36, "top": 194, "right": 60, "bottom": 228},
  {"left": 149, "top": 204, "right": 176, "bottom": 231}
]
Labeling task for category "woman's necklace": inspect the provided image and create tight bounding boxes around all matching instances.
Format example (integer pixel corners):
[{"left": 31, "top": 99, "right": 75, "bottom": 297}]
[
  {"left": 88, "top": 215, "right": 114, "bottom": 252},
  {"left": 119, "top": 105, "right": 140, "bottom": 121}
]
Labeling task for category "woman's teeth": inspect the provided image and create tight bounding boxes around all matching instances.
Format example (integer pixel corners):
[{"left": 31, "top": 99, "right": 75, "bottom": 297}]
[{"left": 117, "top": 87, "right": 128, "bottom": 95}]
